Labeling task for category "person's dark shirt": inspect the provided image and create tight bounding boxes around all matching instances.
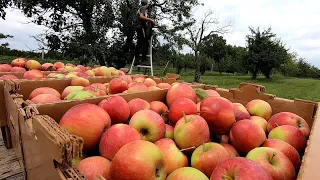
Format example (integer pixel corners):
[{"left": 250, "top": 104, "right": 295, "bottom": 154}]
[{"left": 136, "top": 6, "right": 147, "bottom": 29}]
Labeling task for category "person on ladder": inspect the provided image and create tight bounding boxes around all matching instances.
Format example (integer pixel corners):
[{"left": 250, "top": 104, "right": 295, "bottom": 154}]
[{"left": 134, "top": 0, "right": 155, "bottom": 66}]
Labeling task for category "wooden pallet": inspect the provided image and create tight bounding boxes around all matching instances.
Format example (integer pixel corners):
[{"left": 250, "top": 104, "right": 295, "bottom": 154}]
[{"left": 0, "top": 133, "right": 24, "bottom": 180}]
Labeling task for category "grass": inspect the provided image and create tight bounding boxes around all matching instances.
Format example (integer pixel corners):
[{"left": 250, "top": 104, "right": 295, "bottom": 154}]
[{"left": 1, "top": 55, "right": 320, "bottom": 102}]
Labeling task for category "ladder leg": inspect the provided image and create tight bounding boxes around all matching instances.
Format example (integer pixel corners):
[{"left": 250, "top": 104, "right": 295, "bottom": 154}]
[
  {"left": 149, "top": 37, "right": 153, "bottom": 76},
  {"left": 129, "top": 56, "right": 135, "bottom": 74}
]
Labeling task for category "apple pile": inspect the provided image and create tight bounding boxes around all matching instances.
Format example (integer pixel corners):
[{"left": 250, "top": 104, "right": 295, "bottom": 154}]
[
  {"left": 0, "top": 58, "right": 126, "bottom": 80},
  {"left": 27, "top": 76, "right": 173, "bottom": 104},
  {"left": 54, "top": 82, "right": 310, "bottom": 180}
]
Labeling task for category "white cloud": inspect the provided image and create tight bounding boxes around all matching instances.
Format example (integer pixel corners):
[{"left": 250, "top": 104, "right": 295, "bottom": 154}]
[{"left": 1, "top": 1, "right": 320, "bottom": 67}]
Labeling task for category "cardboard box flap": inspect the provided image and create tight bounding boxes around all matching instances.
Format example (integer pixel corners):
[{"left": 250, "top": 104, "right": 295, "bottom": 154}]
[
  {"left": 56, "top": 163, "right": 86, "bottom": 180},
  {"left": 166, "top": 73, "right": 180, "bottom": 80},
  {"left": 230, "top": 83, "right": 276, "bottom": 101},
  {"left": 32, "top": 115, "right": 83, "bottom": 166},
  {"left": 4, "top": 79, "right": 20, "bottom": 94}
]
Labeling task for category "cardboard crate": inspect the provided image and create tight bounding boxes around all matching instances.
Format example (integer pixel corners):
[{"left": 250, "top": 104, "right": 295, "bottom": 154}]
[{"left": 9, "top": 82, "right": 319, "bottom": 180}]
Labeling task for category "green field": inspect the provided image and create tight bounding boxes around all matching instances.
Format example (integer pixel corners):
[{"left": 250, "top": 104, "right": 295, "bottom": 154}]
[{"left": 133, "top": 68, "right": 320, "bottom": 102}]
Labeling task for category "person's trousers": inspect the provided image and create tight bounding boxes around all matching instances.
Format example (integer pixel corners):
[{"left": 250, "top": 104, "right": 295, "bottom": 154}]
[{"left": 135, "top": 28, "right": 149, "bottom": 64}]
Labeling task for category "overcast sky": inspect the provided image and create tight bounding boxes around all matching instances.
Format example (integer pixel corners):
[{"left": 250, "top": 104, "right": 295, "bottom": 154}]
[{"left": 0, "top": 0, "right": 319, "bottom": 67}]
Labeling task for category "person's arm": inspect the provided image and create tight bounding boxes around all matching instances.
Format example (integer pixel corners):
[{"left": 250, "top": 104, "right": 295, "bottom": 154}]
[{"left": 139, "top": 7, "right": 155, "bottom": 24}]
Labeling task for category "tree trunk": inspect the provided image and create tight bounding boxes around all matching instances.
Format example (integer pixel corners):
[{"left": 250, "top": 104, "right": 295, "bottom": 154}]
[
  {"left": 194, "top": 51, "right": 201, "bottom": 82},
  {"left": 252, "top": 63, "right": 258, "bottom": 79}
]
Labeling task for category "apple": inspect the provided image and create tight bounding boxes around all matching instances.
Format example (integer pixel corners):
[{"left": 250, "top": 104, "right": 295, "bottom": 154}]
[
  {"left": 23, "top": 70, "right": 46, "bottom": 79},
  {"left": 66, "top": 63, "right": 75, "bottom": 67},
  {"left": 206, "top": 90, "right": 220, "bottom": 97},
  {"left": 128, "top": 98, "right": 150, "bottom": 117},
  {"left": 262, "top": 139, "right": 301, "bottom": 171},
  {"left": 191, "top": 142, "right": 230, "bottom": 177},
  {"left": 251, "top": 116, "right": 268, "bottom": 132},
  {"left": 144, "top": 78, "right": 157, "bottom": 87},
  {"left": 29, "top": 87, "right": 61, "bottom": 100},
  {"left": 268, "top": 125, "right": 307, "bottom": 154},
  {"left": 234, "top": 103, "right": 251, "bottom": 121},
  {"left": 53, "top": 62, "right": 65, "bottom": 69},
  {"left": 10, "top": 67, "right": 26, "bottom": 73},
  {"left": 119, "top": 75, "right": 133, "bottom": 84},
  {"left": 148, "top": 86, "right": 161, "bottom": 91},
  {"left": 0, "top": 75, "right": 18, "bottom": 80},
  {"left": 77, "top": 156, "right": 111, "bottom": 180},
  {"left": 65, "top": 91, "right": 96, "bottom": 100},
  {"left": 210, "top": 157, "right": 273, "bottom": 180},
  {"left": 61, "top": 86, "right": 84, "bottom": 99},
  {"left": 85, "top": 87, "right": 106, "bottom": 97},
  {"left": 85, "top": 70, "right": 95, "bottom": 76},
  {"left": 166, "top": 83, "right": 197, "bottom": 106},
  {"left": 85, "top": 83, "right": 106, "bottom": 92},
  {"left": 30, "top": 94, "right": 61, "bottom": 104},
  {"left": 64, "top": 65, "right": 75, "bottom": 72},
  {"left": 220, "top": 143, "right": 239, "bottom": 157},
  {"left": 168, "top": 98, "right": 197, "bottom": 126},
  {"left": 59, "top": 103, "right": 111, "bottom": 152},
  {"left": 129, "top": 110, "right": 165, "bottom": 143},
  {"left": 99, "top": 124, "right": 141, "bottom": 160},
  {"left": 150, "top": 101, "right": 169, "bottom": 122},
  {"left": 229, "top": 120, "right": 266, "bottom": 155},
  {"left": 200, "top": 96, "right": 235, "bottom": 135},
  {"left": 108, "top": 78, "right": 129, "bottom": 94},
  {"left": 0, "top": 64, "right": 12, "bottom": 72},
  {"left": 174, "top": 115, "right": 210, "bottom": 153},
  {"left": 165, "top": 124, "right": 174, "bottom": 139},
  {"left": 109, "top": 67, "right": 119, "bottom": 76},
  {"left": 25, "top": 60, "right": 41, "bottom": 70},
  {"left": 95, "top": 66, "right": 112, "bottom": 76},
  {"left": 65, "top": 73, "right": 78, "bottom": 78},
  {"left": 98, "top": 96, "right": 130, "bottom": 124},
  {"left": 11, "top": 58, "right": 27, "bottom": 67},
  {"left": 133, "top": 77, "right": 146, "bottom": 83},
  {"left": 76, "top": 65, "right": 86, "bottom": 71},
  {"left": 167, "top": 167, "right": 209, "bottom": 180},
  {"left": 127, "top": 83, "right": 149, "bottom": 93},
  {"left": 157, "top": 83, "right": 171, "bottom": 89},
  {"left": 245, "top": 99, "right": 272, "bottom": 120},
  {"left": 155, "top": 138, "right": 188, "bottom": 174},
  {"left": 41, "top": 63, "right": 54, "bottom": 71},
  {"left": 76, "top": 72, "right": 90, "bottom": 77},
  {"left": 109, "top": 140, "right": 167, "bottom": 180},
  {"left": 267, "top": 112, "right": 310, "bottom": 138},
  {"left": 57, "top": 67, "right": 67, "bottom": 72},
  {"left": 246, "top": 147, "right": 296, "bottom": 180},
  {"left": 54, "top": 74, "right": 65, "bottom": 79},
  {"left": 196, "top": 102, "right": 201, "bottom": 114},
  {"left": 70, "top": 77, "right": 90, "bottom": 87}
]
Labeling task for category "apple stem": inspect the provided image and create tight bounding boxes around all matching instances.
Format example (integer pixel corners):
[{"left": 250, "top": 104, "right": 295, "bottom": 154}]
[
  {"left": 180, "top": 146, "right": 196, "bottom": 152},
  {"left": 270, "top": 152, "right": 277, "bottom": 162},
  {"left": 182, "top": 111, "right": 188, "bottom": 123},
  {"left": 275, "top": 123, "right": 280, "bottom": 127},
  {"left": 203, "top": 143, "right": 209, "bottom": 152},
  {"left": 221, "top": 175, "right": 233, "bottom": 180}
]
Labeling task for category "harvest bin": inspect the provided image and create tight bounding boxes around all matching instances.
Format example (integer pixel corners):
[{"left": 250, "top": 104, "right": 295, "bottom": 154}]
[
  {"left": 1, "top": 74, "right": 173, "bottom": 149},
  {"left": 6, "top": 82, "right": 319, "bottom": 180}
]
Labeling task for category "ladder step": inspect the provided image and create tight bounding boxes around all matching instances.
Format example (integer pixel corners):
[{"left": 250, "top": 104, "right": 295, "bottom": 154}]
[{"left": 136, "top": 65, "right": 152, "bottom": 68}]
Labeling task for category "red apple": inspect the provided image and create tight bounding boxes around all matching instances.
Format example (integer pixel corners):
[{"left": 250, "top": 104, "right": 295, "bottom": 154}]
[
  {"left": 77, "top": 156, "right": 111, "bottom": 180},
  {"left": 246, "top": 99, "right": 272, "bottom": 120},
  {"left": 25, "top": 60, "right": 41, "bottom": 70},
  {"left": 129, "top": 110, "right": 165, "bottom": 142},
  {"left": 251, "top": 116, "right": 268, "bottom": 132},
  {"left": 128, "top": 98, "right": 150, "bottom": 117},
  {"left": 167, "top": 167, "right": 209, "bottom": 180},
  {"left": 166, "top": 83, "right": 197, "bottom": 106},
  {"left": 10, "top": 67, "right": 26, "bottom": 73},
  {"left": 98, "top": 96, "right": 130, "bottom": 124},
  {"left": 30, "top": 94, "right": 61, "bottom": 104},
  {"left": 23, "top": 70, "right": 46, "bottom": 79},
  {"left": 210, "top": 157, "right": 273, "bottom": 180},
  {"left": 246, "top": 147, "right": 296, "bottom": 180},
  {"left": 11, "top": 58, "right": 27, "bottom": 67},
  {"left": 29, "top": 87, "right": 61, "bottom": 99},
  {"left": 165, "top": 124, "right": 174, "bottom": 139},
  {"left": 267, "top": 112, "right": 310, "bottom": 138},
  {"left": 174, "top": 115, "right": 210, "bottom": 153},
  {"left": 86, "top": 88, "right": 106, "bottom": 97},
  {"left": 119, "top": 75, "right": 133, "bottom": 84},
  {"left": 59, "top": 103, "right": 111, "bottom": 152},
  {"left": 220, "top": 143, "right": 239, "bottom": 157},
  {"left": 85, "top": 70, "right": 95, "bottom": 76},
  {"left": 109, "top": 140, "right": 167, "bottom": 180},
  {"left": 200, "top": 96, "right": 235, "bottom": 135},
  {"left": 70, "top": 77, "right": 90, "bottom": 87},
  {"left": 234, "top": 103, "right": 251, "bottom": 121},
  {"left": 206, "top": 90, "right": 220, "bottom": 97},
  {"left": 262, "top": 139, "right": 301, "bottom": 171},
  {"left": 150, "top": 101, "right": 169, "bottom": 123},
  {"left": 0, "top": 75, "right": 18, "bottom": 80},
  {"left": 66, "top": 63, "right": 75, "bottom": 67},
  {"left": 155, "top": 138, "right": 188, "bottom": 174},
  {"left": 127, "top": 82, "right": 148, "bottom": 93},
  {"left": 108, "top": 78, "right": 129, "bottom": 94},
  {"left": 168, "top": 97, "right": 197, "bottom": 126},
  {"left": 144, "top": 78, "right": 157, "bottom": 87},
  {"left": 191, "top": 142, "right": 230, "bottom": 177},
  {"left": 229, "top": 120, "right": 266, "bottom": 155},
  {"left": 41, "top": 63, "right": 54, "bottom": 71},
  {"left": 157, "top": 83, "right": 171, "bottom": 89},
  {"left": 0, "top": 64, "right": 12, "bottom": 72},
  {"left": 99, "top": 124, "right": 141, "bottom": 160},
  {"left": 76, "top": 72, "right": 90, "bottom": 77},
  {"left": 268, "top": 125, "right": 307, "bottom": 154},
  {"left": 86, "top": 83, "right": 106, "bottom": 92},
  {"left": 54, "top": 62, "right": 65, "bottom": 69}
]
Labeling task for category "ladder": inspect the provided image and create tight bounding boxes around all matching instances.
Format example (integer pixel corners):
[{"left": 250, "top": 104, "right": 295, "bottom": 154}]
[{"left": 128, "top": 35, "right": 154, "bottom": 76}]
